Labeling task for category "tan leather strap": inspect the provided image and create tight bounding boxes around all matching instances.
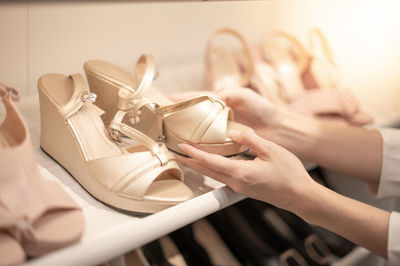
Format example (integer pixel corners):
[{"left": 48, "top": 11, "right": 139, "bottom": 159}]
[
  {"left": 60, "top": 74, "right": 97, "bottom": 119},
  {"left": 309, "top": 28, "right": 335, "bottom": 66},
  {"left": 205, "top": 28, "right": 255, "bottom": 86},
  {"left": 118, "top": 54, "right": 156, "bottom": 110},
  {"left": 0, "top": 83, "right": 20, "bottom": 101},
  {"left": 269, "top": 31, "right": 310, "bottom": 74},
  {"left": 308, "top": 28, "right": 339, "bottom": 87},
  {"left": 109, "top": 110, "right": 168, "bottom": 166}
]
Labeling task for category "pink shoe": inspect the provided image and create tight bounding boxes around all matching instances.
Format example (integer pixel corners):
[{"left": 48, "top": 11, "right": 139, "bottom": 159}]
[{"left": 0, "top": 83, "right": 84, "bottom": 260}]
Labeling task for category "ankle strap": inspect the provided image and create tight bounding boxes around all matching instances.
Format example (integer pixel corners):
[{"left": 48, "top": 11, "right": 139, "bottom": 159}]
[
  {"left": 118, "top": 54, "right": 156, "bottom": 111},
  {"left": 60, "top": 74, "right": 97, "bottom": 119},
  {"left": 0, "top": 83, "right": 20, "bottom": 101}
]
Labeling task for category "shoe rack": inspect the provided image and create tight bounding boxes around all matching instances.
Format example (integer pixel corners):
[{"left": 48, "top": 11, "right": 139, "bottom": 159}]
[{"left": 1, "top": 1, "right": 400, "bottom": 266}]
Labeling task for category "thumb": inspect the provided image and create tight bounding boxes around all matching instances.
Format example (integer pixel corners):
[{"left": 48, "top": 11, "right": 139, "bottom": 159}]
[{"left": 229, "top": 130, "right": 277, "bottom": 157}]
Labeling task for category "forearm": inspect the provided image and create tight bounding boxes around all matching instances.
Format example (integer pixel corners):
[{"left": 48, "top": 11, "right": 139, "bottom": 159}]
[
  {"left": 262, "top": 112, "right": 382, "bottom": 187},
  {"left": 292, "top": 182, "right": 390, "bottom": 259}
]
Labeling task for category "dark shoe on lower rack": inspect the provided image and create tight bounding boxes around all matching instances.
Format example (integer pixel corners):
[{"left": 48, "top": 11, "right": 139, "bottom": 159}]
[
  {"left": 207, "top": 204, "right": 281, "bottom": 266},
  {"left": 168, "top": 224, "right": 213, "bottom": 266}
]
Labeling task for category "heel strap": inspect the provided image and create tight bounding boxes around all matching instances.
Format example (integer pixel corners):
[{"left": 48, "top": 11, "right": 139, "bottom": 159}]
[
  {"left": 267, "top": 31, "right": 310, "bottom": 74},
  {"left": 60, "top": 74, "right": 97, "bottom": 120},
  {"left": 109, "top": 110, "right": 168, "bottom": 166},
  {"left": 309, "top": 28, "right": 336, "bottom": 66},
  {"left": 205, "top": 28, "right": 255, "bottom": 87},
  {"left": 0, "top": 83, "right": 20, "bottom": 101},
  {"left": 118, "top": 54, "right": 156, "bottom": 111}
]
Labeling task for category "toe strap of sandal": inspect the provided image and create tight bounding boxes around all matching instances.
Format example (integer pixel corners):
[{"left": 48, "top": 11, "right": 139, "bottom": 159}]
[
  {"left": 158, "top": 96, "right": 233, "bottom": 144},
  {"left": 87, "top": 151, "right": 182, "bottom": 200},
  {"left": 117, "top": 54, "right": 157, "bottom": 111}
]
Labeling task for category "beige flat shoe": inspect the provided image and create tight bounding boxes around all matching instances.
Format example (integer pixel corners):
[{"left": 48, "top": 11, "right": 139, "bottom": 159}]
[
  {"left": 84, "top": 55, "right": 251, "bottom": 157},
  {"left": 38, "top": 73, "right": 192, "bottom": 214},
  {"left": 0, "top": 83, "right": 84, "bottom": 258}
]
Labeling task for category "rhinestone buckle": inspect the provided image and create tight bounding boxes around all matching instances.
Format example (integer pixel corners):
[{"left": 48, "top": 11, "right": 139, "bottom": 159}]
[
  {"left": 110, "top": 128, "right": 122, "bottom": 142},
  {"left": 81, "top": 91, "right": 97, "bottom": 103}
]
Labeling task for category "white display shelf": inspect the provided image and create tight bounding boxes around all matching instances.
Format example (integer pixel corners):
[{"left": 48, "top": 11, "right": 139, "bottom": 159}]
[{"left": 16, "top": 73, "right": 400, "bottom": 265}]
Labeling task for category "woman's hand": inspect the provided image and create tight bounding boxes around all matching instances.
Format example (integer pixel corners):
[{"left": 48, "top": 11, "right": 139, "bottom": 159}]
[
  {"left": 175, "top": 130, "right": 390, "bottom": 259},
  {"left": 175, "top": 130, "right": 316, "bottom": 212}
]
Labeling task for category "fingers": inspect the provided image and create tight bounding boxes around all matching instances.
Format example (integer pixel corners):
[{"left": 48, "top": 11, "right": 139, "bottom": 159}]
[
  {"left": 174, "top": 154, "right": 233, "bottom": 186},
  {"left": 229, "top": 130, "right": 277, "bottom": 157},
  {"left": 168, "top": 91, "right": 217, "bottom": 102},
  {"left": 178, "top": 144, "right": 236, "bottom": 176}
]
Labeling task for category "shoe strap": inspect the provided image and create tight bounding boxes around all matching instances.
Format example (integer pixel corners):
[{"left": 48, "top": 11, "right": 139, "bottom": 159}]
[
  {"left": 109, "top": 110, "right": 169, "bottom": 166},
  {"left": 308, "top": 28, "right": 339, "bottom": 88},
  {"left": 267, "top": 31, "right": 310, "bottom": 74},
  {"left": 60, "top": 74, "right": 98, "bottom": 120},
  {"left": 309, "top": 28, "right": 336, "bottom": 67},
  {"left": 0, "top": 83, "right": 20, "bottom": 102},
  {"left": 118, "top": 54, "right": 156, "bottom": 111},
  {"left": 155, "top": 95, "right": 230, "bottom": 143},
  {"left": 131, "top": 95, "right": 230, "bottom": 144},
  {"left": 205, "top": 27, "right": 255, "bottom": 87}
]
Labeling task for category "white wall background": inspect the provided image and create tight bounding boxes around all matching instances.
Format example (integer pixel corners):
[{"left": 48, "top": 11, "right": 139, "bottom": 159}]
[{"left": 1, "top": 0, "right": 400, "bottom": 116}]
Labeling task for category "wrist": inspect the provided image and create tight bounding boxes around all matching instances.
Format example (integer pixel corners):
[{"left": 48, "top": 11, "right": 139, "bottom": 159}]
[
  {"left": 288, "top": 180, "right": 328, "bottom": 224},
  {"left": 259, "top": 111, "right": 320, "bottom": 159}
]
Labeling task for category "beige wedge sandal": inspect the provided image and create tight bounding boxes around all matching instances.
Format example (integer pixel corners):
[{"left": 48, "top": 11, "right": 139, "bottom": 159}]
[
  {"left": 38, "top": 73, "right": 192, "bottom": 214},
  {"left": 84, "top": 55, "right": 251, "bottom": 157},
  {"left": 0, "top": 83, "right": 84, "bottom": 260}
]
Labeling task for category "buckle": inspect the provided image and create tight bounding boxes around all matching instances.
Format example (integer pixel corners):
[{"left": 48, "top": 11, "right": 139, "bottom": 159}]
[
  {"left": 110, "top": 128, "right": 122, "bottom": 142},
  {"left": 81, "top": 91, "right": 97, "bottom": 103},
  {"left": 157, "top": 135, "right": 166, "bottom": 142}
]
